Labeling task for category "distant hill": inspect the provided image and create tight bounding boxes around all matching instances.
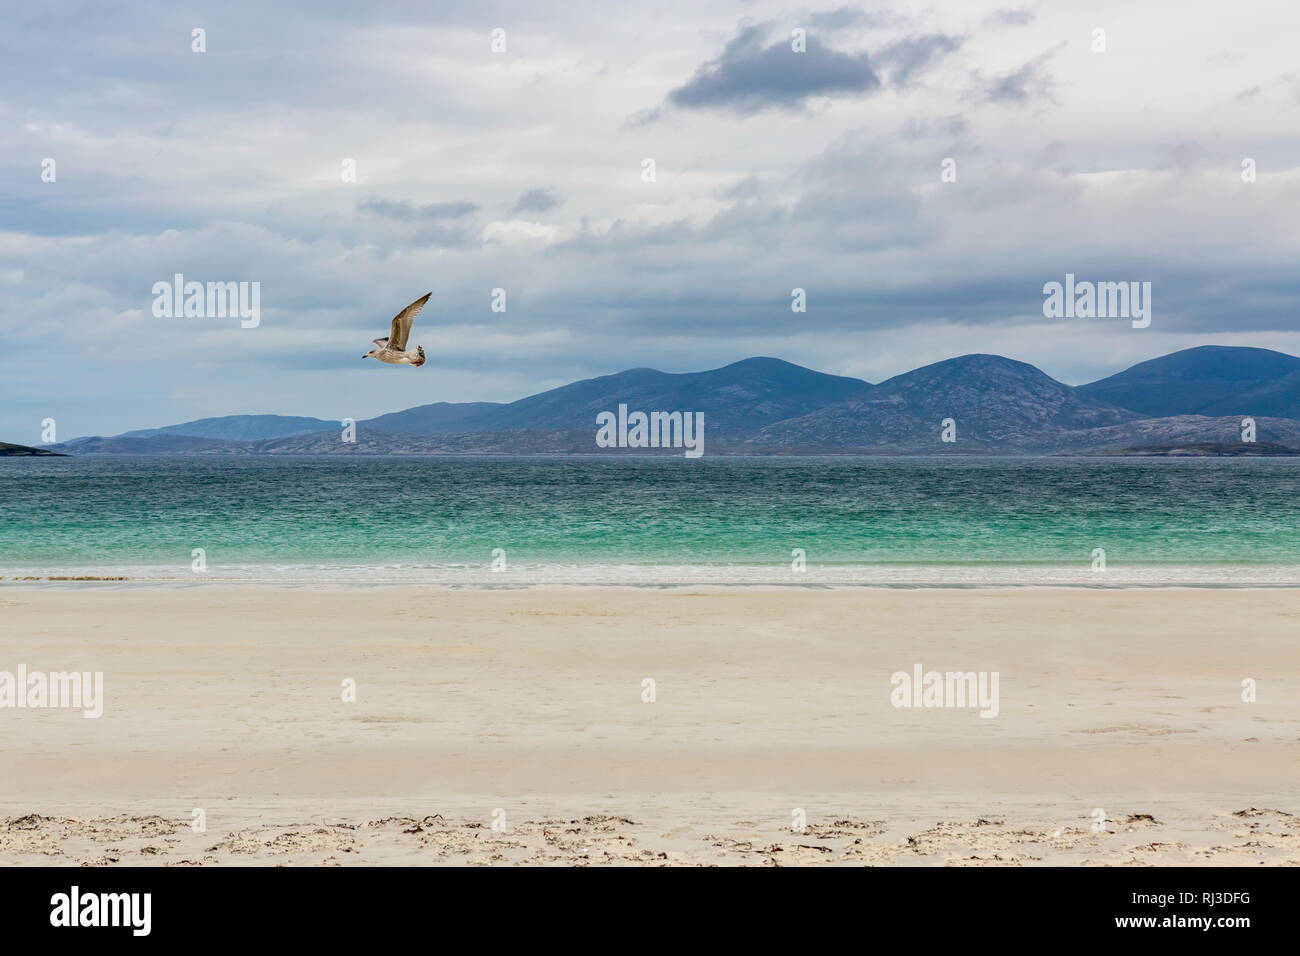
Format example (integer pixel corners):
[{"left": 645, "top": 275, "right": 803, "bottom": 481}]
[
  {"left": 47, "top": 415, "right": 1300, "bottom": 457},
  {"left": 56, "top": 346, "right": 1300, "bottom": 456},
  {"left": 1196, "top": 369, "right": 1300, "bottom": 419},
  {"left": 758, "top": 354, "right": 1139, "bottom": 451},
  {"left": 1078, "top": 346, "right": 1300, "bottom": 417},
  {"left": 1081, "top": 441, "right": 1300, "bottom": 457},
  {"left": 83, "top": 358, "right": 872, "bottom": 445},
  {"left": 0, "top": 441, "right": 65, "bottom": 456},
  {"left": 52, "top": 434, "right": 254, "bottom": 455},
  {"left": 256, "top": 428, "right": 602, "bottom": 455},
  {"left": 373, "top": 357, "right": 873, "bottom": 438},
  {"left": 360, "top": 402, "right": 503, "bottom": 436},
  {"left": 55, "top": 429, "right": 712, "bottom": 456},
  {"left": 121, "top": 415, "right": 336, "bottom": 442},
  {"left": 1052, "top": 415, "right": 1300, "bottom": 453}
]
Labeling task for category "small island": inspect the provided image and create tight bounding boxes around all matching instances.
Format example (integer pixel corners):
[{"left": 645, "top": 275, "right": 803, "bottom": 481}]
[
  {"left": 0, "top": 441, "right": 66, "bottom": 457},
  {"left": 1091, "top": 442, "right": 1300, "bottom": 457}
]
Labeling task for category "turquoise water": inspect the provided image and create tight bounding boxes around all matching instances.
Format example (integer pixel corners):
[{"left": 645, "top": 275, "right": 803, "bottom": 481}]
[{"left": 2, "top": 455, "right": 1299, "bottom": 584}]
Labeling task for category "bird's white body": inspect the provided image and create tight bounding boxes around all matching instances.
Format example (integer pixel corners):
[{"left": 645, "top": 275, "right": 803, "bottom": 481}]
[
  {"left": 369, "top": 344, "right": 426, "bottom": 366},
  {"left": 363, "top": 293, "right": 431, "bottom": 367}
]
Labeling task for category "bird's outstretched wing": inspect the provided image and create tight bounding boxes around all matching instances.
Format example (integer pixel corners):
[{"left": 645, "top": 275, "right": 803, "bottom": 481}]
[
  {"left": 388, "top": 293, "right": 431, "bottom": 351},
  {"left": 372, "top": 337, "right": 389, "bottom": 348}
]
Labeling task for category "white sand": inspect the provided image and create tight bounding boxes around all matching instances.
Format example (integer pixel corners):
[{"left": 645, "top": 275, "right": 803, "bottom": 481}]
[{"left": 1, "top": 586, "right": 1296, "bottom": 865}]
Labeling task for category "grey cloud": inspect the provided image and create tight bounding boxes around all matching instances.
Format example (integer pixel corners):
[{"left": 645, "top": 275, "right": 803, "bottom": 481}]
[
  {"left": 899, "top": 113, "right": 970, "bottom": 141},
  {"left": 981, "top": 46, "right": 1062, "bottom": 105},
  {"left": 511, "top": 187, "right": 562, "bottom": 214},
  {"left": 877, "top": 33, "right": 964, "bottom": 87},
  {"left": 358, "top": 197, "right": 479, "bottom": 221},
  {"left": 666, "top": 23, "right": 881, "bottom": 114},
  {"left": 1156, "top": 141, "right": 1214, "bottom": 171},
  {"left": 984, "top": 7, "right": 1035, "bottom": 26},
  {"left": 804, "top": 7, "right": 902, "bottom": 30},
  {"left": 410, "top": 224, "right": 479, "bottom": 249},
  {"left": 718, "top": 174, "right": 764, "bottom": 201}
]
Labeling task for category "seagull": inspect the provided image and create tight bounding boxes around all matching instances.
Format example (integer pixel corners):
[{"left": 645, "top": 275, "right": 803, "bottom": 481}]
[{"left": 363, "top": 292, "right": 430, "bottom": 366}]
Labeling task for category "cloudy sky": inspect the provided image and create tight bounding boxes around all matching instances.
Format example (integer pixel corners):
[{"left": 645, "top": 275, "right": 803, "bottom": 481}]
[{"left": 3, "top": 0, "right": 1299, "bottom": 439}]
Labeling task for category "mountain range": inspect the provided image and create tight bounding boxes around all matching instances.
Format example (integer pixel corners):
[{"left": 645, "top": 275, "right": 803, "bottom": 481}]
[{"left": 36, "top": 346, "right": 1300, "bottom": 456}]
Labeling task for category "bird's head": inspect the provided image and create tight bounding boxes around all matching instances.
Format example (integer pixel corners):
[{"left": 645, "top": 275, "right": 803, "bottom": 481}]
[
  {"left": 362, "top": 349, "right": 377, "bottom": 359},
  {"left": 412, "top": 345, "right": 426, "bottom": 367}
]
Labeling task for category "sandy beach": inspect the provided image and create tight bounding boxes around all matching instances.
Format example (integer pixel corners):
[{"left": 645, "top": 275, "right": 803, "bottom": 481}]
[{"left": 1, "top": 586, "right": 1296, "bottom": 866}]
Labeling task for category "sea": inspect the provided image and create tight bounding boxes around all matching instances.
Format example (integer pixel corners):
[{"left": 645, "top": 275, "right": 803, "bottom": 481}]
[{"left": 2, "top": 455, "right": 1299, "bottom": 586}]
